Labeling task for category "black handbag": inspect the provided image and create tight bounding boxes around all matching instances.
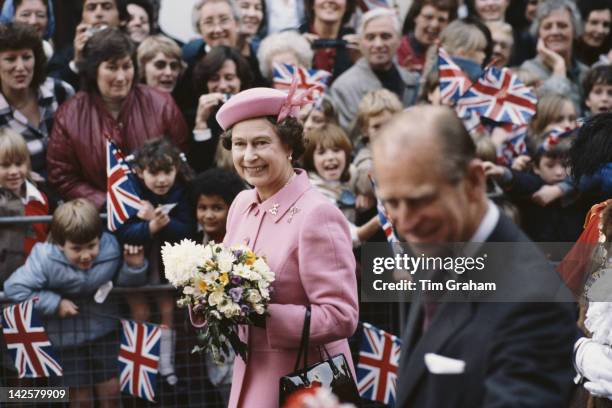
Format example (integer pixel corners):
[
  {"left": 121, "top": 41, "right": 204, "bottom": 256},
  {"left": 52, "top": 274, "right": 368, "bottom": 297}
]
[{"left": 279, "top": 305, "right": 361, "bottom": 406}]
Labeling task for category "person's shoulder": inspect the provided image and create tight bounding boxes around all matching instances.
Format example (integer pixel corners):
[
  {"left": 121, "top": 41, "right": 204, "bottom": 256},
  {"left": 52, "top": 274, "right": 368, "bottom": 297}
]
[
  {"left": 134, "top": 84, "right": 176, "bottom": 109},
  {"left": 98, "top": 232, "right": 121, "bottom": 256},
  {"left": 229, "top": 188, "right": 256, "bottom": 212},
  {"left": 182, "top": 39, "right": 205, "bottom": 64},
  {"left": 332, "top": 58, "right": 370, "bottom": 87}
]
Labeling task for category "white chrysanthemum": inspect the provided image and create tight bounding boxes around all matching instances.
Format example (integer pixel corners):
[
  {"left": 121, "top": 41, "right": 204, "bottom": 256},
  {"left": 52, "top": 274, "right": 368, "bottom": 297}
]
[
  {"left": 252, "top": 258, "right": 275, "bottom": 282},
  {"left": 234, "top": 264, "right": 257, "bottom": 280},
  {"left": 253, "top": 304, "right": 265, "bottom": 314},
  {"left": 202, "top": 270, "right": 220, "bottom": 285},
  {"left": 183, "top": 286, "right": 195, "bottom": 295},
  {"left": 162, "top": 239, "right": 208, "bottom": 287},
  {"left": 217, "top": 251, "right": 236, "bottom": 274}
]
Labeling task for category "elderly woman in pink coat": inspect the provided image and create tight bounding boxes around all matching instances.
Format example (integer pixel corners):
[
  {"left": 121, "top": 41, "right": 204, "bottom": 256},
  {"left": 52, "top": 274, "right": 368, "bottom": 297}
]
[{"left": 215, "top": 86, "right": 359, "bottom": 407}]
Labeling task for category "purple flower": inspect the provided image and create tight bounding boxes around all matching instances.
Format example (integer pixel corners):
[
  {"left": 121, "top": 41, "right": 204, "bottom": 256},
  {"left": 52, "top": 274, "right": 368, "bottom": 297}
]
[
  {"left": 234, "top": 250, "right": 243, "bottom": 259},
  {"left": 229, "top": 287, "right": 243, "bottom": 302},
  {"left": 240, "top": 304, "right": 251, "bottom": 315},
  {"left": 231, "top": 276, "right": 242, "bottom": 285}
]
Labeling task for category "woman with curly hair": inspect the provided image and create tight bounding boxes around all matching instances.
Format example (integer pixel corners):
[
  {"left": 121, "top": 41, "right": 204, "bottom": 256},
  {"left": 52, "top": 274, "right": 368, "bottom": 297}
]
[
  {"left": 0, "top": 22, "right": 73, "bottom": 179},
  {"left": 215, "top": 86, "right": 358, "bottom": 407}
]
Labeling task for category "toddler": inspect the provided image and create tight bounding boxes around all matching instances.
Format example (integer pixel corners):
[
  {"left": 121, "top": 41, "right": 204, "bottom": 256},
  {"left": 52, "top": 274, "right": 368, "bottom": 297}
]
[{"left": 4, "top": 198, "right": 147, "bottom": 407}]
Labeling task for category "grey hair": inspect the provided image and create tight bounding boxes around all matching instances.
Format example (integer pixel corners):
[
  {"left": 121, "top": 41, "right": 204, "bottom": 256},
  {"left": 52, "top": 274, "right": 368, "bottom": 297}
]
[
  {"left": 530, "top": 0, "right": 583, "bottom": 39},
  {"left": 191, "top": 0, "right": 241, "bottom": 34},
  {"left": 358, "top": 8, "right": 401, "bottom": 35},
  {"left": 256, "top": 30, "right": 314, "bottom": 80}
]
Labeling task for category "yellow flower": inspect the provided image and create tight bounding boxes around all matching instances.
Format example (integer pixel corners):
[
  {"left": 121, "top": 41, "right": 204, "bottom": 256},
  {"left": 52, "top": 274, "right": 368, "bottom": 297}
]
[
  {"left": 197, "top": 279, "right": 208, "bottom": 292},
  {"left": 219, "top": 273, "right": 229, "bottom": 286},
  {"left": 245, "top": 251, "right": 256, "bottom": 266}
]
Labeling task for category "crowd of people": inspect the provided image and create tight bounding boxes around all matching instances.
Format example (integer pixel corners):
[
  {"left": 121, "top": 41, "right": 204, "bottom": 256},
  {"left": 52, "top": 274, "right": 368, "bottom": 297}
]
[{"left": 0, "top": 0, "right": 611, "bottom": 406}]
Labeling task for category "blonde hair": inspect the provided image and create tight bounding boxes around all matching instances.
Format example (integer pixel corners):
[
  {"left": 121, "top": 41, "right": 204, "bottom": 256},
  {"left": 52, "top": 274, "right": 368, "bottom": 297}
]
[
  {"left": 0, "top": 128, "right": 31, "bottom": 173},
  {"left": 49, "top": 198, "right": 102, "bottom": 245},
  {"left": 439, "top": 19, "right": 487, "bottom": 56},
  {"left": 529, "top": 93, "right": 574, "bottom": 138},
  {"left": 486, "top": 20, "right": 513, "bottom": 40},
  {"left": 473, "top": 134, "right": 497, "bottom": 162},
  {"left": 137, "top": 35, "right": 186, "bottom": 80},
  {"left": 356, "top": 89, "right": 403, "bottom": 133},
  {"left": 303, "top": 124, "right": 353, "bottom": 182}
]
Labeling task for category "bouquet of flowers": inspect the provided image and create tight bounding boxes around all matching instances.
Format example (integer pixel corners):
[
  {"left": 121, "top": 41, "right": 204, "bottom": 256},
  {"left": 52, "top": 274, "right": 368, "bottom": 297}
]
[{"left": 161, "top": 239, "right": 275, "bottom": 363}]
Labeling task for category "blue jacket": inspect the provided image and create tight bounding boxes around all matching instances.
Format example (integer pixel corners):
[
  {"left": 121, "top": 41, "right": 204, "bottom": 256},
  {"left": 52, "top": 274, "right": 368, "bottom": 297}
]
[
  {"left": 3, "top": 232, "right": 147, "bottom": 347},
  {"left": 116, "top": 182, "right": 195, "bottom": 246}
]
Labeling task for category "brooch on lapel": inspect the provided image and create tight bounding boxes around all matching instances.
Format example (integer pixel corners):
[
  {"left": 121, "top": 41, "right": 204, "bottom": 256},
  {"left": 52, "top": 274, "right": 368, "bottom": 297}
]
[
  {"left": 287, "top": 207, "right": 301, "bottom": 223},
  {"left": 269, "top": 203, "right": 280, "bottom": 216}
]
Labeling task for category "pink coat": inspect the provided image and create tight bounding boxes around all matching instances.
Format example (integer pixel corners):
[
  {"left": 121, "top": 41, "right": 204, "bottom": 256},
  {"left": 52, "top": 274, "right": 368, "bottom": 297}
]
[{"left": 223, "top": 169, "right": 359, "bottom": 408}]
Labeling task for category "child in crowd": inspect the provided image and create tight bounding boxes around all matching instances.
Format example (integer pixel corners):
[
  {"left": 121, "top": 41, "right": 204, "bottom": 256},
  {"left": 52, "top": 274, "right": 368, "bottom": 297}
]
[
  {"left": 0, "top": 129, "right": 48, "bottom": 284},
  {"left": 483, "top": 131, "right": 585, "bottom": 241},
  {"left": 192, "top": 168, "right": 245, "bottom": 245},
  {"left": 303, "top": 124, "right": 380, "bottom": 246},
  {"left": 583, "top": 65, "right": 612, "bottom": 116},
  {"left": 116, "top": 137, "right": 195, "bottom": 385},
  {"left": 352, "top": 89, "right": 403, "bottom": 211},
  {"left": 189, "top": 167, "right": 245, "bottom": 405},
  {"left": 3, "top": 198, "right": 147, "bottom": 407},
  {"left": 530, "top": 93, "right": 578, "bottom": 138},
  {"left": 298, "top": 97, "right": 339, "bottom": 136}
]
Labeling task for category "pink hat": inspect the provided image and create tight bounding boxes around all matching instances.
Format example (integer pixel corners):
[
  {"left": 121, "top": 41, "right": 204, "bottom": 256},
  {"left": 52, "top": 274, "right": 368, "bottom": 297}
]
[{"left": 216, "top": 78, "right": 315, "bottom": 130}]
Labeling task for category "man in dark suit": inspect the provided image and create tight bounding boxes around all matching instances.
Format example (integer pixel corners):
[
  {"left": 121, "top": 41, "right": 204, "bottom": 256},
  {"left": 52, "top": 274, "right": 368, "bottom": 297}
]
[{"left": 372, "top": 106, "right": 577, "bottom": 407}]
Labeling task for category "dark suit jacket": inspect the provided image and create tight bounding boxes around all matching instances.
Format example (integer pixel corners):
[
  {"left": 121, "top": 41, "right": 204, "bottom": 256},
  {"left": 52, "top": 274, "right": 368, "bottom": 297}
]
[{"left": 395, "top": 214, "right": 577, "bottom": 408}]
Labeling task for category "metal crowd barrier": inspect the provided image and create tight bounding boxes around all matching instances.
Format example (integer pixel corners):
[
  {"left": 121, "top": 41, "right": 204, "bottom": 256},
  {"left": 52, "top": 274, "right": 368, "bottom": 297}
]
[{"left": 0, "top": 214, "right": 405, "bottom": 407}]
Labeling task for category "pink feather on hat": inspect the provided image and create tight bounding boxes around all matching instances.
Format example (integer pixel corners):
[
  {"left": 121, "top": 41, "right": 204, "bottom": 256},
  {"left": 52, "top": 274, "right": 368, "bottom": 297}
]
[{"left": 215, "top": 76, "right": 315, "bottom": 131}]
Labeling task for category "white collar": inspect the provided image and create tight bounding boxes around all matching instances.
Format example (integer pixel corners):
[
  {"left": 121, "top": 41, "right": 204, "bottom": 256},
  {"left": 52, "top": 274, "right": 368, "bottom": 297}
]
[
  {"left": 463, "top": 200, "right": 499, "bottom": 257},
  {"left": 22, "top": 180, "right": 46, "bottom": 205}
]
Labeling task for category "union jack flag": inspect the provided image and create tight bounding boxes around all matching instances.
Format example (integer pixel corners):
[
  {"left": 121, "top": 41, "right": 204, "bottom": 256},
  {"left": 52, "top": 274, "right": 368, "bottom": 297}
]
[
  {"left": 497, "top": 124, "right": 528, "bottom": 166},
  {"left": 357, "top": 0, "right": 391, "bottom": 11},
  {"left": 272, "top": 63, "right": 331, "bottom": 103},
  {"left": 357, "top": 323, "right": 401, "bottom": 405},
  {"left": 457, "top": 66, "right": 537, "bottom": 126},
  {"left": 118, "top": 320, "right": 161, "bottom": 402},
  {"left": 1, "top": 298, "right": 63, "bottom": 378},
  {"left": 106, "top": 139, "right": 142, "bottom": 232},
  {"left": 538, "top": 126, "right": 578, "bottom": 153},
  {"left": 438, "top": 47, "right": 473, "bottom": 106},
  {"left": 370, "top": 176, "right": 399, "bottom": 243}
]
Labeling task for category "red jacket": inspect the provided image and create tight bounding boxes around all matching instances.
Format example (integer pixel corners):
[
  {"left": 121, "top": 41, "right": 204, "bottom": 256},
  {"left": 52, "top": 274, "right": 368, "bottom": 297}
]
[{"left": 47, "top": 85, "right": 188, "bottom": 209}]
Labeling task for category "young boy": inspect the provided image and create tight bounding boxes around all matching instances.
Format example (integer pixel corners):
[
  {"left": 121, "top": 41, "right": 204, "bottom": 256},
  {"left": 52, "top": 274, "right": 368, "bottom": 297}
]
[
  {"left": 191, "top": 168, "right": 245, "bottom": 245},
  {"left": 3, "top": 198, "right": 147, "bottom": 407},
  {"left": 483, "top": 133, "right": 586, "bottom": 242},
  {"left": 353, "top": 89, "right": 403, "bottom": 210},
  {"left": 583, "top": 65, "right": 612, "bottom": 115},
  {"left": 190, "top": 167, "right": 244, "bottom": 405}
]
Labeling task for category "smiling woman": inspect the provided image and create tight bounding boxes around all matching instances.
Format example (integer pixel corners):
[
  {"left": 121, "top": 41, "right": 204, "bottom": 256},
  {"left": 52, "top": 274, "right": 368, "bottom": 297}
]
[
  {"left": 520, "top": 0, "right": 588, "bottom": 112},
  {"left": 215, "top": 87, "right": 358, "bottom": 408},
  {"left": 0, "top": 22, "right": 73, "bottom": 179},
  {"left": 47, "top": 28, "right": 188, "bottom": 209}
]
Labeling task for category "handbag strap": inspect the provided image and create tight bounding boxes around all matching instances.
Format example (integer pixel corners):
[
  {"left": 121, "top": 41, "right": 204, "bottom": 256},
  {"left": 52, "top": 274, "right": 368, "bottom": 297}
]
[
  {"left": 293, "top": 305, "right": 311, "bottom": 372},
  {"left": 318, "top": 345, "right": 340, "bottom": 375}
]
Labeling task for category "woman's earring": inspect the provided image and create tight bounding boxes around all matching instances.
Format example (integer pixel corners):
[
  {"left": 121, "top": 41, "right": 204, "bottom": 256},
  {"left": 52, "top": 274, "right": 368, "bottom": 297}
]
[{"left": 288, "top": 155, "right": 293, "bottom": 161}]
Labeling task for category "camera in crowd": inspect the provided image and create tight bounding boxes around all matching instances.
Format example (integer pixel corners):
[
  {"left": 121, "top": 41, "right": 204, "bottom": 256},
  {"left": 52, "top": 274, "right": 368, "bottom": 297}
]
[{"left": 311, "top": 39, "right": 348, "bottom": 49}]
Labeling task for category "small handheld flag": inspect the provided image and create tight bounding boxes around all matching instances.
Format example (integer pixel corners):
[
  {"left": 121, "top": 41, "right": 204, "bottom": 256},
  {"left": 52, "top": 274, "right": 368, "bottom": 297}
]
[
  {"left": 370, "top": 176, "right": 399, "bottom": 243},
  {"left": 118, "top": 320, "right": 161, "bottom": 402},
  {"left": 456, "top": 66, "right": 537, "bottom": 126},
  {"left": 357, "top": 323, "right": 401, "bottom": 405},
  {"left": 106, "top": 139, "right": 143, "bottom": 232},
  {"left": 438, "top": 47, "right": 473, "bottom": 106},
  {"left": 272, "top": 63, "right": 331, "bottom": 103},
  {"left": 1, "top": 298, "right": 63, "bottom": 378}
]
